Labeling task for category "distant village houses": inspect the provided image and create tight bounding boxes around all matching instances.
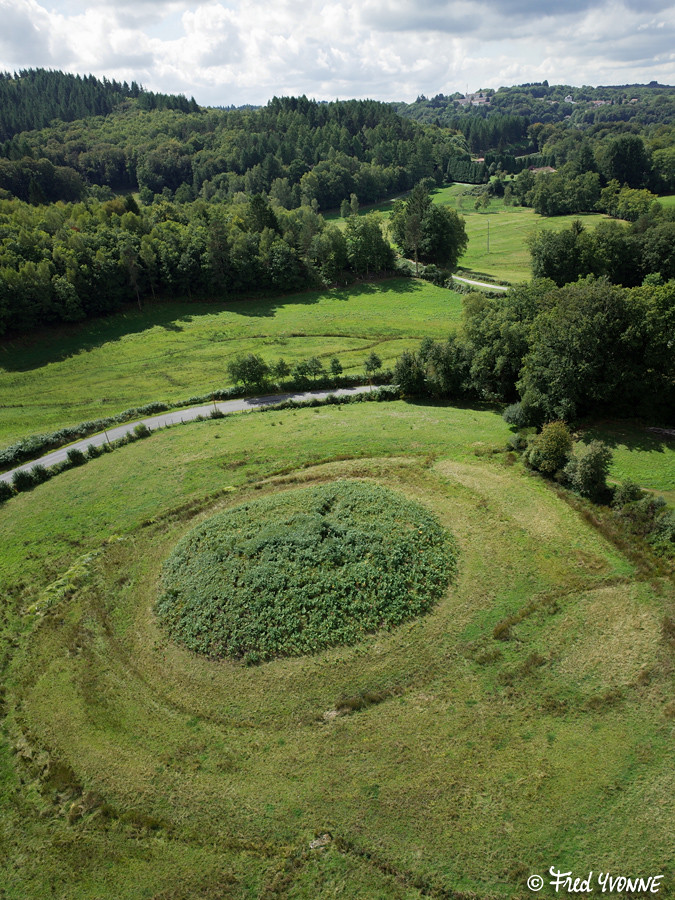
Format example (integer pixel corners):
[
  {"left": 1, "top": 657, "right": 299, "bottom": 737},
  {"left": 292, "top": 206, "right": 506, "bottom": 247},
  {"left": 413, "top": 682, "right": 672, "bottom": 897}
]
[{"left": 456, "top": 91, "right": 491, "bottom": 107}]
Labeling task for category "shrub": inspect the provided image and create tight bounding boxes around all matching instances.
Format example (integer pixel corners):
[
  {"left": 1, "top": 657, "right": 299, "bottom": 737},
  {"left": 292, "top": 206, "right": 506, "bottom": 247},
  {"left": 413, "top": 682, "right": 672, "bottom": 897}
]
[
  {"left": 0, "top": 480, "right": 14, "bottom": 502},
  {"left": 66, "top": 448, "right": 86, "bottom": 466},
  {"left": 617, "top": 494, "right": 672, "bottom": 539},
  {"left": 651, "top": 509, "right": 675, "bottom": 552},
  {"left": 507, "top": 432, "right": 528, "bottom": 452},
  {"left": 136, "top": 402, "right": 168, "bottom": 415},
  {"left": 564, "top": 440, "right": 613, "bottom": 501},
  {"left": 395, "top": 259, "right": 414, "bottom": 277},
  {"left": 12, "top": 469, "right": 35, "bottom": 492},
  {"left": 420, "top": 263, "right": 446, "bottom": 285},
  {"left": 503, "top": 403, "right": 529, "bottom": 429},
  {"left": 29, "top": 464, "right": 50, "bottom": 484},
  {"left": 133, "top": 423, "right": 151, "bottom": 439},
  {"left": 525, "top": 421, "right": 573, "bottom": 475},
  {"left": 85, "top": 443, "right": 102, "bottom": 460},
  {"left": 612, "top": 479, "right": 644, "bottom": 509}
]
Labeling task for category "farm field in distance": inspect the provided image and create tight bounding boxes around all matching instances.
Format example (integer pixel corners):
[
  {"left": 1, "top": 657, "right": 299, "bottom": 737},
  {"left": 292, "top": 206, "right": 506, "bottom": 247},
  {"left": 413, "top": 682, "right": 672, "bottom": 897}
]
[
  {"left": 329, "top": 182, "right": 631, "bottom": 284},
  {"left": 2, "top": 398, "right": 674, "bottom": 899},
  {"left": 0, "top": 278, "right": 461, "bottom": 447},
  {"left": 431, "top": 185, "right": 624, "bottom": 284}
]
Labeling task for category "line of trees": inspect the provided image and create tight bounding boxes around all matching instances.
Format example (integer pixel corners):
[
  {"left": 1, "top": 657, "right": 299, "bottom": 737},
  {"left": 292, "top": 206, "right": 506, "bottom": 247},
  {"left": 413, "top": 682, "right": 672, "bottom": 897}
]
[
  {"left": 394, "top": 276, "right": 675, "bottom": 425},
  {"left": 528, "top": 213, "right": 675, "bottom": 286},
  {"left": 0, "top": 193, "right": 395, "bottom": 336}
]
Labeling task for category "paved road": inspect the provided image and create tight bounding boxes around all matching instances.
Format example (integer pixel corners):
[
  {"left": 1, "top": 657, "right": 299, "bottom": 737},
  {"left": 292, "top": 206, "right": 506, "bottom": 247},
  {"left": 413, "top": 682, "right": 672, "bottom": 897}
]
[
  {"left": 0, "top": 385, "right": 376, "bottom": 484},
  {"left": 453, "top": 275, "right": 508, "bottom": 292}
]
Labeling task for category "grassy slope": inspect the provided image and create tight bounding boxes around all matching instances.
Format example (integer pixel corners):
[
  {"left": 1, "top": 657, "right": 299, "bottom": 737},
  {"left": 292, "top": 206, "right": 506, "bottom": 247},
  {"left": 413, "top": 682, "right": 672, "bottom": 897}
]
[
  {"left": 1, "top": 401, "right": 674, "bottom": 899},
  {"left": 431, "top": 184, "right": 620, "bottom": 284},
  {"left": 579, "top": 421, "right": 675, "bottom": 506},
  {"left": 0, "top": 278, "right": 461, "bottom": 447},
  {"left": 329, "top": 183, "right": 620, "bottom": 283}
]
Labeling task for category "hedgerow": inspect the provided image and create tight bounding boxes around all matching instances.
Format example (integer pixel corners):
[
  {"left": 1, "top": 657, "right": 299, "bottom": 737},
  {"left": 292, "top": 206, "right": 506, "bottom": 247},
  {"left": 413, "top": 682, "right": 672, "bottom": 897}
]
[
  {"left": 0, "top": 372, "right": 393, "bottom": 473},
  {"left": 0, "top": 387, "right": 401, "bottom": 505},
  {"left": 0, "top": 401, "right": 169, "bottom": 472}
]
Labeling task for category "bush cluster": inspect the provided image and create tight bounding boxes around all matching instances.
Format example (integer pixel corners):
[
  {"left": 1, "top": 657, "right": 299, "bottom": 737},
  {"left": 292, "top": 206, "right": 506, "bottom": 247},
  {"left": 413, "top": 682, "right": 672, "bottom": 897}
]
[
  {"left": 612, "top": 481, "right": 675, "bottom": 556},
  {"left": 157, "top": 481, "right": 457, "bottom": 663},
  {"left": 522, "top": 422, "right": 613, "bottom": 502},
  {"left": 511, "top": 422, "right": 673, "bottom": 556}
]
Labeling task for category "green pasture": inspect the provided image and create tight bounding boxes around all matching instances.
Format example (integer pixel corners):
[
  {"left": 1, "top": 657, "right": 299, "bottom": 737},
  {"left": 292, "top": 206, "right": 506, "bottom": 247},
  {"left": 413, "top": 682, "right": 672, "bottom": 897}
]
[
  {"left": 431, "top": 184, "right": 619, "bottom": 284},
  {"left": 1, "top": 399, "right": 673, "bottom": 899},
  {"left": 579, "top": 421, "right": 675, "bottom": 505},
  {"left": 0, "top": 278, "right": 461, "bottom": 447},
  {"left": 331, "top": 182, "right": 621, "bottom": 284},
  {"left": 657, "top": 194, "right": 675, "bottom": 208}
]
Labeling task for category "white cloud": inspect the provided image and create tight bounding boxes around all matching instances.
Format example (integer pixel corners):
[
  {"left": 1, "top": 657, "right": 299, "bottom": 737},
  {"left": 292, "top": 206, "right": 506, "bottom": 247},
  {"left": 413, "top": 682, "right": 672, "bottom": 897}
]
[{"left": 0, "top": 0, "right": 673, "bottom": 105}]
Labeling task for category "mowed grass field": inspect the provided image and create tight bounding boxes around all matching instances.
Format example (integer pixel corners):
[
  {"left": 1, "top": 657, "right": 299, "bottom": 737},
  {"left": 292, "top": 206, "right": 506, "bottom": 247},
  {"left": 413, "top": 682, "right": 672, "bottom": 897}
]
[
  {"left": 2, "top": 399, "right": 674, "bottom": 899},
  {"left": 0, "top": 278, "right": 462, "bottom": 447}
]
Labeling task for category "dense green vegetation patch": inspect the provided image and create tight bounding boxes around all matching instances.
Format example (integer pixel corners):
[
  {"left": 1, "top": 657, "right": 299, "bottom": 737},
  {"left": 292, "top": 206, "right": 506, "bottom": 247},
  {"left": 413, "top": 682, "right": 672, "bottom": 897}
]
[{"left": 157, "top": 480, "right": 456, "bottom": 662}]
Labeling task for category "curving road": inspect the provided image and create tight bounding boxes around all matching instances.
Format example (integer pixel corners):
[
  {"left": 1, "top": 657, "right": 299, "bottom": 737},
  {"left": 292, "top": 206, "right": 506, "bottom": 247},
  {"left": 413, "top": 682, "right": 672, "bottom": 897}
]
[
  {"left": 0, "top": 385, "right": 377, "bottom": 485},
  {"left": 453, "top": 275, "right": 508, "bottom": 292}
]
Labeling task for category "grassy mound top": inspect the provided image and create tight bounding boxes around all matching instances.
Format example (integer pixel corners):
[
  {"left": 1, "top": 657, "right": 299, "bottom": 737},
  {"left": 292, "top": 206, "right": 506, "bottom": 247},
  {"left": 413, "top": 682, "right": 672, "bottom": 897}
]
[{"left": 157, "top": 480, "right": 456, "bottom": 662}]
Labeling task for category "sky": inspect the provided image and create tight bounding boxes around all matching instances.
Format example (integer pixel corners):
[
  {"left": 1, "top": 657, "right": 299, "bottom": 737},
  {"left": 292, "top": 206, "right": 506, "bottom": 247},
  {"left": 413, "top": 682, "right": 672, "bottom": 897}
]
[{"left": 0, "top": 0, "right": 674, "bottom": 107}]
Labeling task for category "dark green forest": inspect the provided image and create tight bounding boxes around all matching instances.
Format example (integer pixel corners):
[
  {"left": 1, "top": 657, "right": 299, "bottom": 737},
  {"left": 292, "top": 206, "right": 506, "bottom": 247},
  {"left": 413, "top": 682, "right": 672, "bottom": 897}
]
[
  {"left": 0, "top": 73, "right": 466, "bottom": 206},
  {"left": 0, "top": 194, "right": 398, "bottom": 335},
  {"left": 0, "top": 68, "right": 198, "bottom": 143},
  {"left": 0, "top": 70, "right": 477, "bottom": 335}
]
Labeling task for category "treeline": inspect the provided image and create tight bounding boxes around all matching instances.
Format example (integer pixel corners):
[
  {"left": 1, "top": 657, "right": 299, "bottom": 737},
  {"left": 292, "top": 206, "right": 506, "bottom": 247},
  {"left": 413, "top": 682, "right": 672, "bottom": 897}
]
[
  {"left": 398, "top": 82, "right": 675, "bottom": 136},
  {"left": 0, "top": 194, "right": 395, "bottom": 336},
  {"left": 0, "top": 89, "right": 468, "bottom": 207},
  {"left": 521, "top": 124, "right": 674, "bottom": 193},
  {"left": 529, "top": 214, "right": 675, "bottom": 287},
  {"left": 395, "top": 276, "right": 675, "bottom": 424},
  {"left": 0, "top": 68, "right": 198, "bottom": 142},
  {"left": 500, "top": 128, "right": 675, "bottom": 218}
]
